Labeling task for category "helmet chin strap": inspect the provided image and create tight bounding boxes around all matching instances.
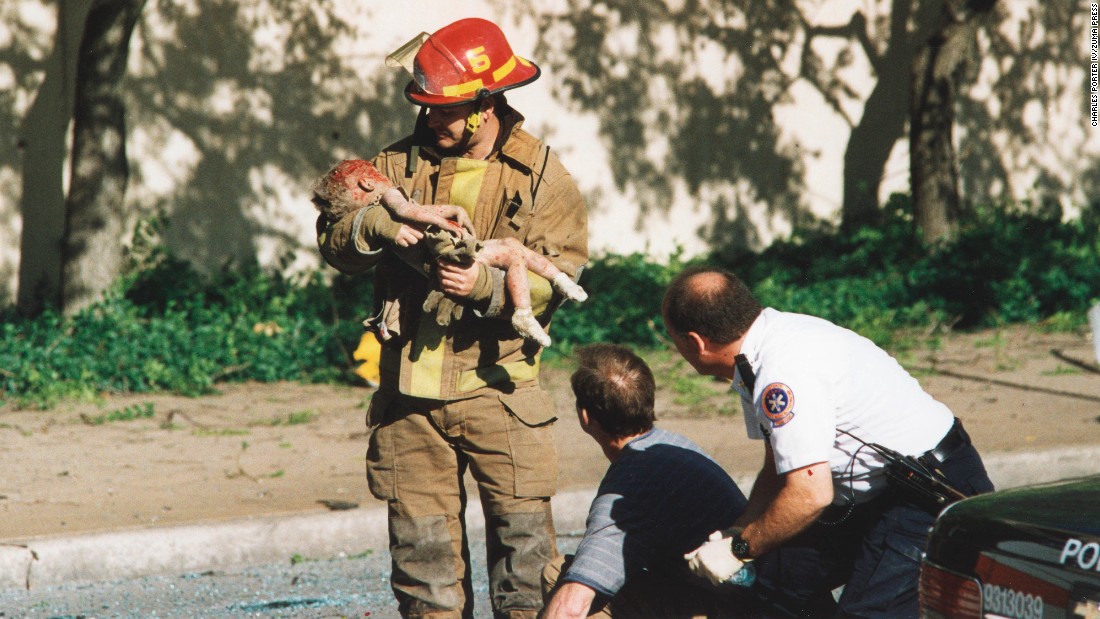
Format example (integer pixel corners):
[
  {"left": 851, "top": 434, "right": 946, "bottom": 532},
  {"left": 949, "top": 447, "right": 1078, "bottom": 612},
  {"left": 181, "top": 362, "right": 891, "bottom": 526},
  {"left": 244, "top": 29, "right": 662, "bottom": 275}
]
[
  {"left": 464, "top": 92, "right": 490, "bottom": 134},
  {"left": 464, "top": 109, "right": 481, "bottom": 134},
  {"left": 431, "top": 97, "right": 490, "bottom": 158}
]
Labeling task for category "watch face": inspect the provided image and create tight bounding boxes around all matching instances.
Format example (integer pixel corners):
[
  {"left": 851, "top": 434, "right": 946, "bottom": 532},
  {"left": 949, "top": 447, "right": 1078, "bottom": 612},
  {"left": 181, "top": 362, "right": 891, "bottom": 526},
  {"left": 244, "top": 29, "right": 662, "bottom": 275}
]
[{"left": 733, "top": 536, "right": 751, "bottom": 559}]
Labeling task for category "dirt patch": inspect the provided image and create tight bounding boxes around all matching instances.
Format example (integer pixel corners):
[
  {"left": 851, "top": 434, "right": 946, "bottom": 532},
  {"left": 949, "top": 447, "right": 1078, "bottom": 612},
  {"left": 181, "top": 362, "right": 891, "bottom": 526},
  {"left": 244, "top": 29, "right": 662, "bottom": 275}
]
[{"left": 1, "top": 325, "right": 1098, "bottom": 541}]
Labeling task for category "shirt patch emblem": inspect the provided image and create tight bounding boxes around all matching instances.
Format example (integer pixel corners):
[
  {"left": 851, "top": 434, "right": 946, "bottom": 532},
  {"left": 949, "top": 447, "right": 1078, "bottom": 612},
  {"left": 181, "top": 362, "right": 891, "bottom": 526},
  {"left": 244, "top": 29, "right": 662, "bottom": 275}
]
[{"left": 761, "top": 382, "right": 795, "bottom": 427}]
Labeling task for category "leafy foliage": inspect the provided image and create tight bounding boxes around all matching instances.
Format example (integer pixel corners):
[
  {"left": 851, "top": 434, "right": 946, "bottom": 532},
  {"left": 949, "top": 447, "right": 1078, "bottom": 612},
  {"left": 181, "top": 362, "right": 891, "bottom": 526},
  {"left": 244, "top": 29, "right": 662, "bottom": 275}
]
[
  {"left": 0, "top": 253, "right": 374, "bottom": 408},
  {"left": 2, "top": 197, "right": 1098, "bottom": 407},
  {"left": 717, "top": 195, "right": 1100, "bottom": 339},
  {"left": 549, "top": 251, "right": 685, "bottom": 351},
  {"left": 81, "top": 402, "right": 155, "bottom": 425},
  {"left": 908, "top": 202, "right": 1100, "bottom": 327}
]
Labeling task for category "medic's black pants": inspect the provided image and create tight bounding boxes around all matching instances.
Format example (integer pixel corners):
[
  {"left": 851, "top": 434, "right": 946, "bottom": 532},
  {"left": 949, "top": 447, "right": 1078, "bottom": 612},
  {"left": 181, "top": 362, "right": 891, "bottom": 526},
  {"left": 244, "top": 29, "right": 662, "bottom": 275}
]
[{"left": 749, "top": 432, "right": 994, "bottom": 619}]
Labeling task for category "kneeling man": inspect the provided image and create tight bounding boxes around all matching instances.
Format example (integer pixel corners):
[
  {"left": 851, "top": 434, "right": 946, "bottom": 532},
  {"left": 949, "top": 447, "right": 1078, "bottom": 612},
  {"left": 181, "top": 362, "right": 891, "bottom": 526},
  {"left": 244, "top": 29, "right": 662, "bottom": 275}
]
[{"left": 541, "top": 344, "right": 754, "bottom": 618}]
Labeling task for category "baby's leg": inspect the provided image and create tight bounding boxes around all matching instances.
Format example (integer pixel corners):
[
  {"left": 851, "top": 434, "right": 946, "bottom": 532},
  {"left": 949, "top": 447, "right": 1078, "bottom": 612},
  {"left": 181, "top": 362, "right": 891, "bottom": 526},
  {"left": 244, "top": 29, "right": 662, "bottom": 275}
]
[
  {"left": 479, "top": 240, "right": 535, "bottom": 309},
  {"left": 478, "top": 241, "right": 552, "bottom": 347},
  {"left": 490, "top": 238, "right": 588, "bottom": 303}
]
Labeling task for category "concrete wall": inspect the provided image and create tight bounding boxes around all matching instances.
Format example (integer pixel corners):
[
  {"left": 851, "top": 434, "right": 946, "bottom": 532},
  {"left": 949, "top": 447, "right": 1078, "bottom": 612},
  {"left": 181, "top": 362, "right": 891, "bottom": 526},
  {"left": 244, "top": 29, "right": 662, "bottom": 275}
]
[{"left": 2, "top": 0, "right": 1097, "bottom": 307}]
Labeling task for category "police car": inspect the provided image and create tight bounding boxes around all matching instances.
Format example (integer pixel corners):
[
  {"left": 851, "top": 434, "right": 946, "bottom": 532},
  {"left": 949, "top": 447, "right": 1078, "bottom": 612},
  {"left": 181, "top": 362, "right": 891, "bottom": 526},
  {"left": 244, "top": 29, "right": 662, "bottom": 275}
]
[{"left": 919, "top": 475, "right": 1100, "bottom": 619}]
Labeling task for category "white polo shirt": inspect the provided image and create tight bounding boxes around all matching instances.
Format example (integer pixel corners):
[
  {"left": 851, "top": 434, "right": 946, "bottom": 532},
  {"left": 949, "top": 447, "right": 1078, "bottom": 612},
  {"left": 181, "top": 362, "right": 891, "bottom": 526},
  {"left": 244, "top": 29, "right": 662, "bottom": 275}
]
[{"left": 735, "top": 308, "right": 954, "bottom": 504}]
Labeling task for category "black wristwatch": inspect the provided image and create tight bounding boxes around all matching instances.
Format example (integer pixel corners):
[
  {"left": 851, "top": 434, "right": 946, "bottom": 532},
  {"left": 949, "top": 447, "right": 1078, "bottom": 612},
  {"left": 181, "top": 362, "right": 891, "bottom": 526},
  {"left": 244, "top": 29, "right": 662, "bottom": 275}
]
[{"left": 732, "top": 533, "right": 751, "bottom": 560}]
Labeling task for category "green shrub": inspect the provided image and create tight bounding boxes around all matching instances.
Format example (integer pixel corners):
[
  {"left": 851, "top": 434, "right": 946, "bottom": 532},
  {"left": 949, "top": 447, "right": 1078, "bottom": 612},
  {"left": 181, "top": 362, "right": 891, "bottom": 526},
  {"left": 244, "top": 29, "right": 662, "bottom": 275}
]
[
  {"left": 0, "top": 255, "right": 374, "bottom": 408},
  {"left": 720, "top": 194, "right": 1100, "bottom": 339},
  {"left": 909, "top": 203, "right": 1100, "bottom": 327},
  {"left": 548, "top": 251, "right": 685, "bottom": 351},
  {"left": 2, "top": 196, "right": 1098, "bottom": 407}
]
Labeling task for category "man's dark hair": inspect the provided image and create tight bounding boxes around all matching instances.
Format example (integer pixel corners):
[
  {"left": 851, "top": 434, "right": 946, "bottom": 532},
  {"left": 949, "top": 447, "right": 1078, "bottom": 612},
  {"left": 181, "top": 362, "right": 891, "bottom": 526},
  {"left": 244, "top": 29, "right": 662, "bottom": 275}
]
[
  {"left": 663, "top": 265, "right": 762, "bottom": 344},
  {"left": 571, "top": 344, "right": 656, "bottom": 439}
]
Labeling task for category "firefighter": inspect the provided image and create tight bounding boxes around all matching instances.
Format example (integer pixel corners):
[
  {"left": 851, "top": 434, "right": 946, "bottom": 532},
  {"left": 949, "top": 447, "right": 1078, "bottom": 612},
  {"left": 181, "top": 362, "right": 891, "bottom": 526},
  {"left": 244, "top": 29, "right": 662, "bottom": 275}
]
[{"left": 315, "top": 18, "right": 588, "bottom": 619}]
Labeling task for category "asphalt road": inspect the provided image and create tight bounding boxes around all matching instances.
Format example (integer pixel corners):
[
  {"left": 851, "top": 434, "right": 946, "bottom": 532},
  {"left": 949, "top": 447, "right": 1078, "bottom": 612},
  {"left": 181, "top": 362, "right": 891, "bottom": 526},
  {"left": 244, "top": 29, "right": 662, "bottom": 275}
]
[
  {"left": 0, "top": 489, "right": 598, "bottom": 619},
  {"left": 0, "top": 533, "right": 585, "bottom": 619},
  {"left": 2, "top": 446, "right": 1099, "bottom": 618}
]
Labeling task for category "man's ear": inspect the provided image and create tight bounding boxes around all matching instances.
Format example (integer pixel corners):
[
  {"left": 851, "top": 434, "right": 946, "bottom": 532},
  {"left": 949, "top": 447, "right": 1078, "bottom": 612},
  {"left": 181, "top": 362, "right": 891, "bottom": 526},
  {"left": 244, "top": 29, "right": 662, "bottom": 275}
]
[
  {"left": 577, "top": 406, "right": 604, "bottom": 436},
  {"left": 480, "top": 96, "right": 495, "bottom": 120},
  {"left": 577, "top": 406, "right": 591, "bottom": 428},
  {"left": 685, "top": 331, "right": 708, "bottom": 355}
]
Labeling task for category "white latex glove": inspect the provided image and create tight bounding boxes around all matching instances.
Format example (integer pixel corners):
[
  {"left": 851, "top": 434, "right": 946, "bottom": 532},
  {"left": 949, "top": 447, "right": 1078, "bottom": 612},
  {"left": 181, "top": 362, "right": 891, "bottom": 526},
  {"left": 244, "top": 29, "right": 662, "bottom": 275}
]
[{"left": 684, "top": 530, "right": 745, "bottom": 586}]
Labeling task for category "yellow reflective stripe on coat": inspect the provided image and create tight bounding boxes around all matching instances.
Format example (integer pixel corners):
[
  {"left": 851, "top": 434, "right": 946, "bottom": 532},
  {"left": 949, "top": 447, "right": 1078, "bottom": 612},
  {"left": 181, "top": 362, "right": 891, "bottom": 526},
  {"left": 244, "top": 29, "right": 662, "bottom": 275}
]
[
  {"left": 527, "top": 272, "right": 553, "bottom": 317},
  {"left": 456, "top": 357, "right": 541, "bottom": 393},
  {"left": 451, "top": 159, "right": 488, "bottom": 219},
  {"left": 407, "top": 315, "right": 448, "bottom": 399},
  {"left": 406, "top": 158, "right": 489, "bottom": 399}
]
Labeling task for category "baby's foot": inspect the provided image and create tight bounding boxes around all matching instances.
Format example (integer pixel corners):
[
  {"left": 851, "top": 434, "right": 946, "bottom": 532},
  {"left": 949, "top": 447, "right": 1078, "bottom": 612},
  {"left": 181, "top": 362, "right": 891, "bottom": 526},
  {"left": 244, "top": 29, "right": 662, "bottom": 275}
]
[
  {"left": 512, "top": 307, "right": 552, "bottom": 347},
  {"left": 552, "top": 273, "right": 588, "bottom": 303}
]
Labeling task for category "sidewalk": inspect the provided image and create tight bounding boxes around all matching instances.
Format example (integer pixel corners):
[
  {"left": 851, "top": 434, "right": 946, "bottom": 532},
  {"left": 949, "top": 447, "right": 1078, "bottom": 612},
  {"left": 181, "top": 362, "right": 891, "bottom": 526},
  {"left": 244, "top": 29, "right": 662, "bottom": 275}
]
[
  {"left": 2, "top": 444, "right": 1098, "bottom": 592},
  {"left": 3, "top": 328, "right": 1100, "bottom": 593}
]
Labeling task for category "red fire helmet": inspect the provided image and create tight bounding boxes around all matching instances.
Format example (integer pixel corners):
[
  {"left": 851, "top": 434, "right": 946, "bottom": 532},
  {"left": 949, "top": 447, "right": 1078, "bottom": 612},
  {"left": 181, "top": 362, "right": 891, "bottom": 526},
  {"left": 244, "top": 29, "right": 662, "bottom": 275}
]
[{"left": 394, "top": 18, "right": 541, "bottom": 108}]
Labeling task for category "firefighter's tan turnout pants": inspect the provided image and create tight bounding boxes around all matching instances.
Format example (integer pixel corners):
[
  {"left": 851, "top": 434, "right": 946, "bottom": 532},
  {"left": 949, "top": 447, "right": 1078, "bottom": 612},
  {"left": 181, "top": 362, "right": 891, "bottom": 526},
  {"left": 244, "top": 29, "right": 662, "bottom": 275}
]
[{"left": 367, "top": 387, "right": 559, "bottom": 619}]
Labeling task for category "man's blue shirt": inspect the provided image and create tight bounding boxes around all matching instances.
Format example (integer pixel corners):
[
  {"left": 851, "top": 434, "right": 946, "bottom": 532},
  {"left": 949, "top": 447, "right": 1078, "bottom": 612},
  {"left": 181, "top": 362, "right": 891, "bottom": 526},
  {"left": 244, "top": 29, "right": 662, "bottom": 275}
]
[{"left": 564, "top": 427, "right": 748, "bottom": 596}]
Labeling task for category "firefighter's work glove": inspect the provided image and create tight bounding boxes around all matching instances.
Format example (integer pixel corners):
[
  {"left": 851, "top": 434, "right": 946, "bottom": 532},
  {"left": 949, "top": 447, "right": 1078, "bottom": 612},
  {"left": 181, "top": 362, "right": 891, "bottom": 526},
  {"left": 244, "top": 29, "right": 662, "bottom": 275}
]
[
  {"left": 423, "top": 289, "right": 464, "bottom": 327},
  {"left": 422, "top": 228, "right": 457, "bottom": 259},
  {"left": 684, "top": 530, "right": 744, "bottom": 586},
  {"left": 437, "top": 235, "right": 480, "bottom": 265},
  {"left": 464, "top": 262, "right": 495, "bottom": 303}
]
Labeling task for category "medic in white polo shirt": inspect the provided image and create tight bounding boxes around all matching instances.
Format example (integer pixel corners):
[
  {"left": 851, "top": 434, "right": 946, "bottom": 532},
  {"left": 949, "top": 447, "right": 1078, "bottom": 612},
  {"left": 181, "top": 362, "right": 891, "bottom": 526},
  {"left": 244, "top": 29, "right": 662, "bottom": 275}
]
[{"left": 663, "top": 266, "right": 994, "bottom": 619}]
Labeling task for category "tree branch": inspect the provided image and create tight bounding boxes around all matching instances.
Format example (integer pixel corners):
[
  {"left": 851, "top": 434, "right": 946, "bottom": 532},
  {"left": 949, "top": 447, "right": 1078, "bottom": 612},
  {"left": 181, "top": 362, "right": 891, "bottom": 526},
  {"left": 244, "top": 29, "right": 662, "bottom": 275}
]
[
  {"left": 796, "top": 11, "right": 876, "bottom": 126},
  {"left": 804, "top": 11, "right": 880, "bottom": 68}
]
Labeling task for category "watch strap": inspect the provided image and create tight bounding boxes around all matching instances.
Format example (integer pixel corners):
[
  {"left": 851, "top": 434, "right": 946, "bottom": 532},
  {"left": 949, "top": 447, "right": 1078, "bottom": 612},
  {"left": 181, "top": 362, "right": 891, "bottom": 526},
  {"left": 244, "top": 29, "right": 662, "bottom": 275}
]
[{"left": 732, "top": 533, "right": 751, "bottom": 560}]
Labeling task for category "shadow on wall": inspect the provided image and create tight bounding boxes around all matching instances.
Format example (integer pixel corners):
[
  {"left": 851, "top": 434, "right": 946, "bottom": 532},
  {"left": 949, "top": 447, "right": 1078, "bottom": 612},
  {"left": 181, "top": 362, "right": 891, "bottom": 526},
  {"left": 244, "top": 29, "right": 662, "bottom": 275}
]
[
  {"left": 0, "top": 240, "right": 11, "bottom": 307},
  {"left": 531, "top": 0, "right": 806, "bottom": 254},
  {"left": 528, "top": 0, "right": 1096, "bottom": 254},
  {"left": 123, "top": 0, "right": 413, "bottom": 271},
  {"left": 956, "top": 3, "right": 1088, "bottom": 209},
  {"left": 4, "top": 1, "right": 1095, "bottom": 310},
  {"left": 8, "top": 0, "right": 414, "bottom": 310}
]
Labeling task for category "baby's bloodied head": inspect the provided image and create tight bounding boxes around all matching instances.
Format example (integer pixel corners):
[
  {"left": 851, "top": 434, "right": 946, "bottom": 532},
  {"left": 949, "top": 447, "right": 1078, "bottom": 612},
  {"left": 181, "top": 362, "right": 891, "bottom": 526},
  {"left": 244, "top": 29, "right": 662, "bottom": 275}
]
[{"left": 312, "top": 159, "right": 396, "bottom": 221}]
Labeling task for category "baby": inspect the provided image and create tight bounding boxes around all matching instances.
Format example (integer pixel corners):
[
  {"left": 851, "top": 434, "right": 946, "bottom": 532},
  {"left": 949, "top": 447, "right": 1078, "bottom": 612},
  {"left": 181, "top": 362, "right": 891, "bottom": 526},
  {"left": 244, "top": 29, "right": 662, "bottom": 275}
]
[{"left": 313, "top": 159, "right": 587, "bottom": 347}]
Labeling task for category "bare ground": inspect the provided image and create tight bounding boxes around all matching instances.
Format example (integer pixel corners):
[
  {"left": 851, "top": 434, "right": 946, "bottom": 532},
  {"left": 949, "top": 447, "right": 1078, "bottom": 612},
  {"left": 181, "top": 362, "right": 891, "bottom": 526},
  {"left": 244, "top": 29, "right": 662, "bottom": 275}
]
[{"left": 1, "top": 325, "right": 1098, "bottom": 542}]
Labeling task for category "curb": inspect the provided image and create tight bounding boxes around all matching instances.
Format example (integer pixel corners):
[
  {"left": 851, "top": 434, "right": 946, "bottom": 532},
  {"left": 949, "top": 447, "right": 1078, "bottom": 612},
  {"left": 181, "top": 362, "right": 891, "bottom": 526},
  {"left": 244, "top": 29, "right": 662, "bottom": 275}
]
[
  {"left": 982, "top": 444, "right": 1100, "bottom": 489},
  {"left": 0, "top": 508, "right": 389, "bottom": 591},
  {"left": 0, "top": 488, "right": 597, "bottom": 592},
  {"left": 1, "top": 446, "right": 1097, "bottom": 592}
]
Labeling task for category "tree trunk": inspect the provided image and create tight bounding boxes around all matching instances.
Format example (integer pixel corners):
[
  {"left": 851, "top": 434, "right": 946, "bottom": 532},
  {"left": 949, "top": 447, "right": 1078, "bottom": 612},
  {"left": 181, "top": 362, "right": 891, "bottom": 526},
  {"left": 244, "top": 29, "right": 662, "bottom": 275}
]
[
  {"left": 840, "top": 0, "right": 918, "bottom": 233},
  {"left": 60, "top": 0, "right": 146, "bottom": 315},
  {"left": 840, "top": 55, "right": 912, "bottom": 232},
  {"left": 16, "top": 0, "right": 92, "bottom": 316},
  {"left": 910, "top": 0, "right": 994, "bottom": 244}
]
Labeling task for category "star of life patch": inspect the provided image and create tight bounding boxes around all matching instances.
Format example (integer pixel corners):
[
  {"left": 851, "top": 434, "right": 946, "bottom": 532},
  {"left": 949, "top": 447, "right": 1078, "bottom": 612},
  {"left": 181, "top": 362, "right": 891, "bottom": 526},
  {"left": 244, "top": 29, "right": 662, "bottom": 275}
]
[{"left": 761, "top": 382, "right": 795, "bottom": 427}]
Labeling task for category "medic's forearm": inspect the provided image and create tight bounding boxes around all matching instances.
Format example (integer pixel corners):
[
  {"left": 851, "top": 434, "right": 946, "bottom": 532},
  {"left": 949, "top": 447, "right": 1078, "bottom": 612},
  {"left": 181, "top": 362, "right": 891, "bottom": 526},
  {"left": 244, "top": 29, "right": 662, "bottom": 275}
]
[
  {"left": 735, "top": 445, "right": 782, "bottom": 527},
  {"left": 737, "top": 460, "right": 833, "bottom": 557}
]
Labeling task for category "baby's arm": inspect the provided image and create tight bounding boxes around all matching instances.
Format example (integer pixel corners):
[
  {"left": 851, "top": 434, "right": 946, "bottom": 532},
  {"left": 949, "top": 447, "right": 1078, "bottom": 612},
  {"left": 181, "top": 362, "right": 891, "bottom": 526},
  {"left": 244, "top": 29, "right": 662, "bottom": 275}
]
[{"left": 373, "top": 185, "right": 474, "bottom": 236}]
